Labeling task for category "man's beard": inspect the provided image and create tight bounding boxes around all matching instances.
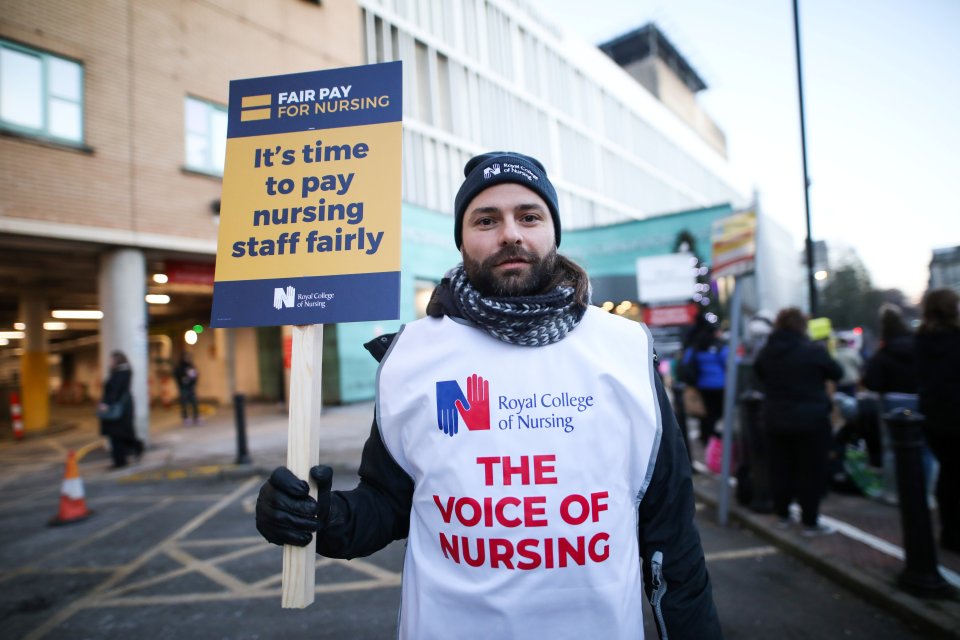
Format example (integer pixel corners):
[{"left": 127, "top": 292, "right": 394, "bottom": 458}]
[{"left": 463, "top": 245, "right": 557, "bottom": 297}]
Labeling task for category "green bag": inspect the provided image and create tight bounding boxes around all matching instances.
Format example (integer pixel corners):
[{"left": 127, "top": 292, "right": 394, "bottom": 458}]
[{"left": 843, "top": 446, "right": 882, "bottom": 499}]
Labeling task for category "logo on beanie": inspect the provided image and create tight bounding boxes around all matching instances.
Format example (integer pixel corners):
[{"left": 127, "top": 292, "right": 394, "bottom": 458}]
[
  {"left": 483, "top": 164, "right": 501, "bottom": 179},
  {"left": 502, "top": 161, "right": 539, "bottom": 182}
]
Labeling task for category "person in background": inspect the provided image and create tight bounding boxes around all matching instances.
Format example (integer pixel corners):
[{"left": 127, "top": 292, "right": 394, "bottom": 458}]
[
  {"left": 99, "top": 350, "right": 142, "bottom": 468},
  {"left": 864, "top": 305, "right": 917, "bottom": 396},
  {"left": 254, "top": 151, "right": 721, "bottom": 639},
  {"left": 860, "top": 304, "right": 917, "bottom": 469},
  {"left": 915, "top": 288, "right": 960, "bottom": 553},
  {"left": 680, "top": 318, "right": 728, "bottom": 447},
  {"left": 754, "top": 307, "right": 843, "bottom": 536},
  {"left": 174, "top": 351, "right": 200, "bottom": 425},
  {"left": 744, "top": 311, "right": 774, "bottom": 361},
  {"left": 834, "top": 336, "right": 864, "bottom": 396}
]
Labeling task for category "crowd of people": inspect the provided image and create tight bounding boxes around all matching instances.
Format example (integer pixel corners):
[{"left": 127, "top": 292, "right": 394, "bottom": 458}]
[{"left": 673, "top": 289, "right": 960, "bottom": 551}]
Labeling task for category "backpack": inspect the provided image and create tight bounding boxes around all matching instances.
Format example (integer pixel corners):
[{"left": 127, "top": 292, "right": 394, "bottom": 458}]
[{"left": 679, "top": 349, "right": 700, "bottom": 385}]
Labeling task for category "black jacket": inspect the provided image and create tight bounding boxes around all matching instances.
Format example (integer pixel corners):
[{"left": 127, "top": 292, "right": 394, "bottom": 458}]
[
  {"left": 174, "top": 360, "right": 199, "bottom": 390},
  {"left": 100, "top": 364, "right": 135, "bottom": 438},
  {"left": 916, "top": 329, "right": 960, "bottom": 434},
  {"left": 316, "top": 289, "right": 721, "bottom": 639},
  {"left": 754, "top": 329, "right": 843, "bottom": 432},
  {"left": 863, "top": 334, "right": 917, "bottom": 394}
]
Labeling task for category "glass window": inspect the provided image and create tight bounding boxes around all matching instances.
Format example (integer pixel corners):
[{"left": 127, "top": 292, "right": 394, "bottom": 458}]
[
  {"left": 0, "top": 40, "right": 83, "bottom": 143},
  {"left": 184, "top": 96, "right": 228, "bottom": 175}
]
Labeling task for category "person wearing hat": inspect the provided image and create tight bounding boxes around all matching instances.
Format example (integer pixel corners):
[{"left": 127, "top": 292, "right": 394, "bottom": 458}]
[{"left": 255, "top": 152, "right": 721, "bottom": 639}]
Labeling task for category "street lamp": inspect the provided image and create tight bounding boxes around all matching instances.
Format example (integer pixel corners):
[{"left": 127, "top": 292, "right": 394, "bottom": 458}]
[{"left": 793, "top": 0, "right": 818, "bottom": 316}]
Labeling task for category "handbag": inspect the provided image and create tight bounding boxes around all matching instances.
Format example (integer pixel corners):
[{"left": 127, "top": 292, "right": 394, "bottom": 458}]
[
  {"left": 97, "top": 402, "right": 123, "bottom": 421},
  {"left": 683, "top": 386, "right": 706, "bottom": 418}
]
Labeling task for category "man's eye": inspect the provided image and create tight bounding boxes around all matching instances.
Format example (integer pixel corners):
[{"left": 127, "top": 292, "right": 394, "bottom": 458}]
[
  {"left": 521, "top": 214, "right": 540, "bottom": 223},
  {"left": 477, "top": 217, "right": 495, "bottom": 226}
]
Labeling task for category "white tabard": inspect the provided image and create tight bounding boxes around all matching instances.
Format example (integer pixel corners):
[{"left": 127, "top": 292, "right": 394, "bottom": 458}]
[{"left": 376, "top": 306, "right": 663, "bottom": 639}]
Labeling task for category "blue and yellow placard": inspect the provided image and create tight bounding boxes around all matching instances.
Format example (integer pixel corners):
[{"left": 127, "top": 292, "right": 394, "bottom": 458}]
[{"left": 210, "top": 61, "right": 402, "bottom": 328}]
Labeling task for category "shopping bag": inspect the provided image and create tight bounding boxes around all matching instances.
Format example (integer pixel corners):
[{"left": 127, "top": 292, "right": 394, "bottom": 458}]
[
  {"left": 683, "top": 386, "right": 706, "bottom": 418},
  {"left": 705, "top": 436, "right": 735, "bottom": 474}
]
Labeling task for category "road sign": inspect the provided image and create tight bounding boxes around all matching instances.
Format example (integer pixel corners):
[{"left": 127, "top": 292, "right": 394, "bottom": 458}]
[
  {"left": 636, "top": 253, "right": 697, "bottom": 304},
  {"left": 643, "top": 303, "right": 699, "bottom": 327},
  {"left": 711, "top": 210, "right": 757, "bottom": 279}
]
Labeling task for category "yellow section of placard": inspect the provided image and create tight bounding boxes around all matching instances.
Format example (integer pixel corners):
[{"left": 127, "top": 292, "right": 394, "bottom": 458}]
[
  {"left": 241, "top": 108, "right": 272, "bottom": 122},
  {"left": 241, "top": 94, "right": 272, "bottom": 108},
  {"left": 215, "top": 121, "right": 402, "bottom": 282}
]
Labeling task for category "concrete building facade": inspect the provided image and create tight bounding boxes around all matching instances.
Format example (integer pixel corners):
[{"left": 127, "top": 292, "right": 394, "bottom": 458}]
[{"left": 929, "top": 246, "right": 960, "bottom": 293}]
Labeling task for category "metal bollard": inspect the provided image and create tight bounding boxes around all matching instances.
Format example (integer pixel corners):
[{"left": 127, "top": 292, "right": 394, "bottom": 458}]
[
  {"left": 886, "top": 408, "right": 953, "bottom": 598},
  {"left": 739, "top": 390, "right": 773, "bottom": 513},
  {"left": 234, "top": 393, "right": 251, "bottom": 465}
]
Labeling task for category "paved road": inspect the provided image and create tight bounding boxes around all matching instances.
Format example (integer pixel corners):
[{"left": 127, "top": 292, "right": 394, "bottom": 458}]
[{"left": 0, "top": 463, "right": 930, "bottom": 639}]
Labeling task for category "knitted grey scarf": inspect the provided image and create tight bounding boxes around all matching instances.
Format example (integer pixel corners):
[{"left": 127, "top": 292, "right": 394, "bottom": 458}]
[{"left": 449, "top": 264, "right": 586, "bottom": 347}]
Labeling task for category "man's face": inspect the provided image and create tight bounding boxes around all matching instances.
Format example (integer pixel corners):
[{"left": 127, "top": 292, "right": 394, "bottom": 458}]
[{"left": 460, "top": 182, "right": 557, "bottom": 297}]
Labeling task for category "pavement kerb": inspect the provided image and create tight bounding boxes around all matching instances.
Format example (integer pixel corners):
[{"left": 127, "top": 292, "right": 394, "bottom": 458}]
[{"left": 692, "top": 481, "right": 960, "bottom": 639}]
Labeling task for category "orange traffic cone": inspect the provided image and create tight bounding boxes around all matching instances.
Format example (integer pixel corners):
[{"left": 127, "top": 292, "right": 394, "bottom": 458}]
[
  {"left": 48, "top": 450, "right": 94, "bottom": 526},
  {"left": 10, "top": 391, "right": 24, "bottom": 441}
]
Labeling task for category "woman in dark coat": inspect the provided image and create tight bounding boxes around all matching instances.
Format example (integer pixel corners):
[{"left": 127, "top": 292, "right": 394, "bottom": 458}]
[
  {"left": 915, "top": 288, "right": 960, "bottom": 553},
  {"left": 864, "top": 305, "right": 918, "bottom": 395},
  {"left": 862, "top": 305, "right": 917, "bottom": 467},
  {"left": 754, "top": 307, "right": 843, "bottom": 535},
  {"left": 99, "top": 350, "right": 143, "bottom": 468}
]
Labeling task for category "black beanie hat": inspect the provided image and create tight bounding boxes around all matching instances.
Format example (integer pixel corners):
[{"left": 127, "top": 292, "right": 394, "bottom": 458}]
[{"left": 453, "top": 151, "right": 560, "bottom": 249}]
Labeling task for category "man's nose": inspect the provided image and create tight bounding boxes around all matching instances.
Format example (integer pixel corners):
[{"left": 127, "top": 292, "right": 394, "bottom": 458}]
[{"left": 499, "top": 219, "right": 523, "bottom": 245}]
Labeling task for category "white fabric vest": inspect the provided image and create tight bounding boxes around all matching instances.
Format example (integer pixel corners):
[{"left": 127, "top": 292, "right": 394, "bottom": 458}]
[{"left": 376, "top": 307, "right": 663, "bottom": 640}]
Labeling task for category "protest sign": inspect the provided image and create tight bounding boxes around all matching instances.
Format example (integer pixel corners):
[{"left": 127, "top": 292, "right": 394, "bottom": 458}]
[
  {"left": 211, "top": 61, "right": 402, "bottom": 328},
  {"left": 210, "top": 61, "right": 402, "bottom": 609}
]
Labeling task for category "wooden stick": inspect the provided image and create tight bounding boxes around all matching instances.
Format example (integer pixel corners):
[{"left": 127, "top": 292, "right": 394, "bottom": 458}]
[{"left": 281, "top": 324, "right": 324, "bottom": 608}]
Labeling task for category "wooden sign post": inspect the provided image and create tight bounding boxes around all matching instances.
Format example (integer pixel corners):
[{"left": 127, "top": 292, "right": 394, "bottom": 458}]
[
  {"left": 210, "top": 62, "right": 403, "bottom": 608},
  {"left": 281, "top": 324, "right": 324, "bottom": 608}
]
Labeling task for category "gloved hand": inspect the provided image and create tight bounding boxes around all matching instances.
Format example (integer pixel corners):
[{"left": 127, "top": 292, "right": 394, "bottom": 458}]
[{"left": 255, "top": 465, "right": 333, "bottom": 546}]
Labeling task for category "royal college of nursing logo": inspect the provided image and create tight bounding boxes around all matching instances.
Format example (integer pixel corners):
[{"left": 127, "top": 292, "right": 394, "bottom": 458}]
[
  {"left": 273, "top": 286, "right": 295, "bottom": 310},
  {"left": 435, "top": 374, "right": 490, "bottom": 437},
  {"left": 482, "top": 164, "right": 501, "bottom": 179}
]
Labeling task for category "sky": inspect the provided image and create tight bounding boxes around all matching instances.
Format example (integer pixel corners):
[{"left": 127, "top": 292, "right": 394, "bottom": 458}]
[{"left": 538, "top": 0, "right": 960, "bottom": 303}]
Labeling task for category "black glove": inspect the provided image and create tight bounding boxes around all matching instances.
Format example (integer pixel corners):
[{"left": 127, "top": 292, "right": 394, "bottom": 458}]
[{"left": 255, "top": 465, "right": 334, "bottom": 546}]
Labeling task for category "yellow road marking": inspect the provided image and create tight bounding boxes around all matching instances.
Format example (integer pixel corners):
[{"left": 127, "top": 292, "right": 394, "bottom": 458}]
[{"left": 22, "top": 476, "right": 262, "bottom": 640}]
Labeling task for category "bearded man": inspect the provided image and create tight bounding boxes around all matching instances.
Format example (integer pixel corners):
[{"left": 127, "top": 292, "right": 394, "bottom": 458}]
[{"left": 256, "top": 151, "right": 722, "bottom": 639}]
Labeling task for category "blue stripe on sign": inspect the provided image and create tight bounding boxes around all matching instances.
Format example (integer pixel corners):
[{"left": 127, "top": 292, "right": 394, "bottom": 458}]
[
  {"left": 210, "top": 272, "right": 400, "bottom": 328},
  {"left": 227, "top": 61, "right": 402, "bottom": 139}
]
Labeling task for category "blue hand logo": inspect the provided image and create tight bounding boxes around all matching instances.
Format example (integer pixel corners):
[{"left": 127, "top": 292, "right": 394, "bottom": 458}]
[{"left": 436, "top": 380, "right": 468, "bottom": 437}]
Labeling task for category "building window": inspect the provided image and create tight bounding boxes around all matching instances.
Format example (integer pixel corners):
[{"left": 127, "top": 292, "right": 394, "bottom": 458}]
[
  {"left": 184, "top": 96, "right": 227, "bottom": 176},
  {"left": 0, "top": 40, "right": 84, "bottom": 144}
]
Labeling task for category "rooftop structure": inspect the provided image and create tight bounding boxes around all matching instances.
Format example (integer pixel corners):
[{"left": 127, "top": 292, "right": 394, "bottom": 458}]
[{"left": 599, "top": 23, "right": 727, "bottom": 156}]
